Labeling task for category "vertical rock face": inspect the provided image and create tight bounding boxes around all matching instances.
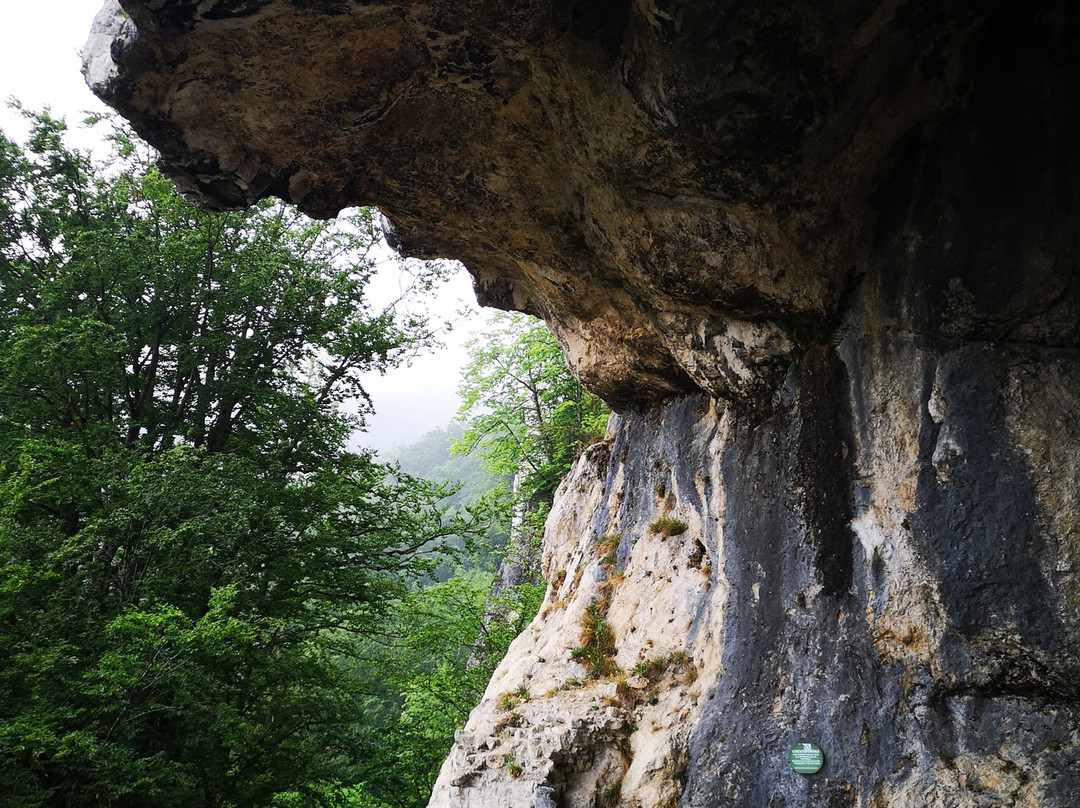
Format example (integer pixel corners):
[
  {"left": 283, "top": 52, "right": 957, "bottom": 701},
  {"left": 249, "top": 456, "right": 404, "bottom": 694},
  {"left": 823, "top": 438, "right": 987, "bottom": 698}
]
[
  {"left": 431, "top": 338, "right": 1080, "bottom": 807},
  {"left": 85, "top": 0, "right": 1080, "bottom": 805},
  {"left": 432, "top": 399, "right": 728, "bottom": 807}
]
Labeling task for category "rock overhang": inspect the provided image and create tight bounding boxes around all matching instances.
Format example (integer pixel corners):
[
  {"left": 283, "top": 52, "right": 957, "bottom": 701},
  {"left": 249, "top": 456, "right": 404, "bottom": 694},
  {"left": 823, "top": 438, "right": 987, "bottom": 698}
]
[{"left": 83, "top": 0, "right": 1070, "bottom": 408}]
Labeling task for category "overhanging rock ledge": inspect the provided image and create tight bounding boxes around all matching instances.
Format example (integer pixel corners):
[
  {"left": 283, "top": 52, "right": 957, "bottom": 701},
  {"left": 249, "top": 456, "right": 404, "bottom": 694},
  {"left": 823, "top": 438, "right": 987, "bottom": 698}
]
[{"left": 81, "top": 0, "right": 987, "bottom": 408}]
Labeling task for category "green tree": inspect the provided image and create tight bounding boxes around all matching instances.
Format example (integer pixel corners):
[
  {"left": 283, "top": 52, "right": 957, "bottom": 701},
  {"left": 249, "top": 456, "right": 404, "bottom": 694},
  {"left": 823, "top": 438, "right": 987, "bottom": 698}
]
[
  {"left": 454, "top": 313, "right": 609, "bottom": 507},
  {"left": 342, "top": 571, "right": 496, "bottom": 808},
  {"left": 333, "top": 332, "right": 601, "bottom": 807},
  {"left": 339, "top": 566, "right": 547, "bottom": 808},
  {"left": 0, "top": 111, "right": 487, "bottom": 808},
  {"left": 391, "top": 423, "right": 505, "bottom": 509},
  {"left": 389, "top": 423, "right": 511, "bottom": 575},
  {"left": 453, "top": 313, "right": 608, "bottom": 650},
  {"left": 360, "top": 313, "right": 607, "bottom": 807}
]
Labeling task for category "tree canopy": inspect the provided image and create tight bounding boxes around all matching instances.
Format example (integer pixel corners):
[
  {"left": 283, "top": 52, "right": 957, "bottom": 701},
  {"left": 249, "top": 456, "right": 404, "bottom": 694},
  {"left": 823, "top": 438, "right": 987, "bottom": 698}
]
[
  {"left": 0, "top": 110, "right": 609, "bottom": 808},
  {"left": 0, "top": 111, "right": 488, "bottom": 808},
  {"left": 454, "top": 312, "right": 609, "bottom": 507}
]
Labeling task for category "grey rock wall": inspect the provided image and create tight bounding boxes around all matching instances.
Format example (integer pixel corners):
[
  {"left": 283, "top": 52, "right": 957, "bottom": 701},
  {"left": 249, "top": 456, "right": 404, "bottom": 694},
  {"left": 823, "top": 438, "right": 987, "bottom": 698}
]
[{"left": 431, "top": 338, "right": 1079, "bottom": 807}]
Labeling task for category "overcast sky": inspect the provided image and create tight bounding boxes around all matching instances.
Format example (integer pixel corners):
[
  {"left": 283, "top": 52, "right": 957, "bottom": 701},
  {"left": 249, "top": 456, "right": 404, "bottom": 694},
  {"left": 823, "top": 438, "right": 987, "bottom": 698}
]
[{"left": 0, "top": 1, "right": 489, "bottom": 451}]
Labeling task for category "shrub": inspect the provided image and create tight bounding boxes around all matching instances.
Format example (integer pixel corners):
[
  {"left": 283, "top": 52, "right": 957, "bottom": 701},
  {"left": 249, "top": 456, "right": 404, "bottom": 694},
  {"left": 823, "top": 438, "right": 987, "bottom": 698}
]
[
  {"left": 571, "top": 598, "right": 619, "bottom": 678},
  {"left": 603, "top": 780, "right": 622, "bottom": 805},
  {"left": 648, "top": 515, "right": 688, "bottom": 538}
]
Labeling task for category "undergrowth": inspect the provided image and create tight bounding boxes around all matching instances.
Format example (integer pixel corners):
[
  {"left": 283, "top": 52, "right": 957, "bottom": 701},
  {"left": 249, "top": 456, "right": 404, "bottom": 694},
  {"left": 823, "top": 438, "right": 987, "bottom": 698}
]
[
  {"left": 648, "top": 514, "right": 688, "bottom": 538},
  {"left": 571, "top": 597, "right": 619, "bottom": 677}
]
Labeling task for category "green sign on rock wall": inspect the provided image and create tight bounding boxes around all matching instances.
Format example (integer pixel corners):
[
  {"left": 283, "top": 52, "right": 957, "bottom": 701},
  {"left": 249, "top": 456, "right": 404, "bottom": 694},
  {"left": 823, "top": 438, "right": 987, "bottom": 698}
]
[{"left": 788, "top": 743, "right": 824, "bottom": 774}]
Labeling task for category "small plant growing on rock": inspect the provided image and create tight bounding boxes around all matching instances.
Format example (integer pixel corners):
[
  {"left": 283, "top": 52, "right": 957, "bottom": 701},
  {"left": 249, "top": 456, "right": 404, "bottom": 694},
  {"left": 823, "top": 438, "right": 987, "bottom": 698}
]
[
  {"left": 631, "top": 650, "right": 697, "bottom": 690},
  {"left": 506, "top": 756, "right": 523, "bottom": 778},
  {"left": 572, "top": 598, "right": 619, "bottom": 678},
  {"left": 571, "top": 565, "right": 587, "bottom": 590},
  {"left": 498, "top": 687, "right": 530, "bottom": 711},
  {"left": 602, "top": 779, "right": 622, "bottom": 805},
  {"left": 648, "top": 514, "right": 688, "bottom": 538},
  {"left": 598, "top": 535, "right": 622, "bottom": 574},
  {"left": 632, "top": 654, "right": 670, "bottom": 680},
  {"left": 494, "top": 710, "right": 526, "bottom": 733},
  {"left": 598, "top": 534, "right": 622, "bottom": 555},
  {"left": 668, "top": 650, "right": 697, "bottom": 683}
]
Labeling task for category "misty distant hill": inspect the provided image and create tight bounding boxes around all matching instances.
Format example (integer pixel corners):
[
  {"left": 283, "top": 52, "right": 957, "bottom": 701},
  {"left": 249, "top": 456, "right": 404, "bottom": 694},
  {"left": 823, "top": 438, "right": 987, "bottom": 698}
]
[{"left": 351, "top": 388, "right": 461, "bottom": 454}]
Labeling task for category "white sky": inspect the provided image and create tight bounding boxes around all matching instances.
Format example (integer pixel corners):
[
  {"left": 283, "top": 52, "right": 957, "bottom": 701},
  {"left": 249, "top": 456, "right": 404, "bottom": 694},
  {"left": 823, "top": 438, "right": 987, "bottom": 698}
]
[
  {"left": 0, "top": 1, "right": 495, "bottom": 448},
  {"left": 0, "top": 3, "right": 111, "bottom": 147}
]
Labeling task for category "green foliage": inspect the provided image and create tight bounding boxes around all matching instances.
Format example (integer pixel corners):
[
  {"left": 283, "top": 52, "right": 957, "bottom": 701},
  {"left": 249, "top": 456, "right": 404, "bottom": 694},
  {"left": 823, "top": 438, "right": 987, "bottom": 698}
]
[
  {"left": 388, "top": 423, "right": 511, "bottom": 574},
  {"left": 339, "top": 423, "right": 543, "bottom": 808},
  {"left": 571, "top": 598, "right": 618, "bottom": 679},
  {"left": 602, "top": 780, "right": 622, "bottom": 806},
  {"left": 341, "top": 570, "right": 525, "bottom": 807},
  {"left": 0, "top": 110, "right": 582, "bottom": 808},
  {"left": 454, "top": 313, "right": 609, "bottom": 506},
  {"left": 0, "top": 111, "right": 483, "bottom": 807},
  {"left": 496, "top": 685, "right": 532, "bottom": 713},
  {"left": 647, "top": 515, "right": 689, "bottom": 538},
  {"left": 390, "top": 423, "right": 504, "bottom": 506}
]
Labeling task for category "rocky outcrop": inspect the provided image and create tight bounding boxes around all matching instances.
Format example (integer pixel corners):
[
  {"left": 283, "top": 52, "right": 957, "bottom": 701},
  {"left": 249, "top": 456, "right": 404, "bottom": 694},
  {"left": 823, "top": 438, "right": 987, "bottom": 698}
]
[
  {"left": 85, "top": 1, "right": 1080, "bottom": 805},
  {"left": 432, "top": 400, "right": 726, "bottom": 807},
  {"left": 82, "top": 0, "right": 1013, "bottom": 408},
  {"left": 431, "top": 344, "right": 1080, "bottom": 807}
]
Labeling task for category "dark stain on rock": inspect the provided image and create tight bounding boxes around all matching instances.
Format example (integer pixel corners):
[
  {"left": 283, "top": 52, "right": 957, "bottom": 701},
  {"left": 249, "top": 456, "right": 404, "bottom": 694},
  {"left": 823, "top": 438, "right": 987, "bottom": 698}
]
[
  {"left": 550, "top": 0, "right": 630, "bottom": 58},
  {"left": 914, "top": 351, "right": 1059, "bottom": 649},
  {"left": 796, "top": 346, "right": 856, "bottom": 601}
]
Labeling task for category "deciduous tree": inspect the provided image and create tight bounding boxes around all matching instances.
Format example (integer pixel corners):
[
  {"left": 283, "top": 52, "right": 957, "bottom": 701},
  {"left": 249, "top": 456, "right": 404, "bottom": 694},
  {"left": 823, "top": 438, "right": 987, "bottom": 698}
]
[
  {"left": 454, "top": 313, "right": 609, "bottom": 507},
  {"left": 0, "top": 111, "right": 484, "bottom": 808}
]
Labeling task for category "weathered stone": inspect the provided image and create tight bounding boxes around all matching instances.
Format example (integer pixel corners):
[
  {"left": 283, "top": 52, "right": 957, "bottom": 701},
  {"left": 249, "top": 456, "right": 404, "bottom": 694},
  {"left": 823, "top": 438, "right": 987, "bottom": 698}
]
[
  {"left": 82, "top": 0, "right": 1017, "bottom": 407},
  {"left": 85, "top": 1, "right": 1080, "bottom": 806}
]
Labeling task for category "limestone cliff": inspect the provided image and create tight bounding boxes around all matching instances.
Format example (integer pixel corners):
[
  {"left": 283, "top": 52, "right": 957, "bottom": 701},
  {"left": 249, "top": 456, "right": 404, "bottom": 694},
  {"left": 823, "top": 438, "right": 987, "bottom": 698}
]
[{"left": 85, "top": 1, "right": 1080, "bottom": 805}]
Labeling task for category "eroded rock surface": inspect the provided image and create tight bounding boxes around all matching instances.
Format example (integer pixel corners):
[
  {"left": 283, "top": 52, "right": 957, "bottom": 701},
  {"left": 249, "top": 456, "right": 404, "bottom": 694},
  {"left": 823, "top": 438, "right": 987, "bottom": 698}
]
[
  {"left": 431, "top": 400, "right": 726, "bottom": 807},
  {"left": 433, "top": 343, "right": 1080, "bottom": 807},
  {"left": 83, "top": 0, "right": 1026, "bottom": 407},
  {"left": 85, "top": 1, "right": 1080, "bottom": 805}
]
